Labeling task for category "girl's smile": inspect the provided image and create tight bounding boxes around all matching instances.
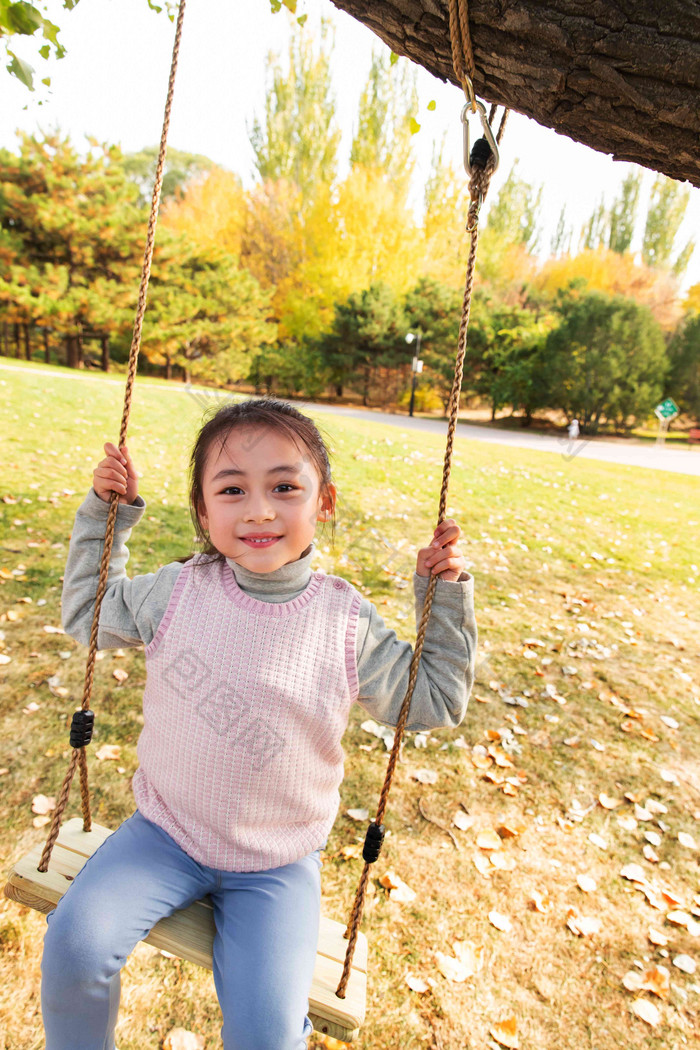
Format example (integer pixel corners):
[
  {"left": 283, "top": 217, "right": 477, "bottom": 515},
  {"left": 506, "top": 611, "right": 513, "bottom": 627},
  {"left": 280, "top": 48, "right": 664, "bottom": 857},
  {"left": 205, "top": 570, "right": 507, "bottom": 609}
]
[{"left": 198, "top": 427, "right": 335, "bottom": 573}]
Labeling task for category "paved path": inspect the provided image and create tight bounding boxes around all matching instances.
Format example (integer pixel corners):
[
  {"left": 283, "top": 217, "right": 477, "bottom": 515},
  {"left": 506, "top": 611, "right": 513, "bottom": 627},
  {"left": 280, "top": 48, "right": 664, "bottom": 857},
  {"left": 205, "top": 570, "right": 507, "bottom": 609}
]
[{"left": 2, "top": 362, "right": 698, "bottom": 477}]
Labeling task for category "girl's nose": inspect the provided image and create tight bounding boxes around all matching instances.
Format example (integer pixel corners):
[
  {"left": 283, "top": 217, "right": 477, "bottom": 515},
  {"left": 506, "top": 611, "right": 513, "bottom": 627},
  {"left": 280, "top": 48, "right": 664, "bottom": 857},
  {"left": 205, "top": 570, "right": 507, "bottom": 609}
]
[{"left": 243, "top": 495, "right": 275, "bottom": 522}]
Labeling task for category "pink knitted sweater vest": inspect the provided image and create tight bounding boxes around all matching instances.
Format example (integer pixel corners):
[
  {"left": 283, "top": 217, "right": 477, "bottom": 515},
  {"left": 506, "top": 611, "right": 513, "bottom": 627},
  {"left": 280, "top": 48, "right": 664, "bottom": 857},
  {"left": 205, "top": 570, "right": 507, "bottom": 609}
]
[{"left": 132, "top": 553, "right": 362, "bottom": 871}]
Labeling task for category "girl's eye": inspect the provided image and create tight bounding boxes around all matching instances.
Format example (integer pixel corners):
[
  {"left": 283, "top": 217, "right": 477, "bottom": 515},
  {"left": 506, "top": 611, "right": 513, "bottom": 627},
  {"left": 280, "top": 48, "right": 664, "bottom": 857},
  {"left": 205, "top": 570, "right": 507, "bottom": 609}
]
[
  {"left": 221, "top": 486, "right": 243, "bottom": 495},
  {"left": 274, "top": 483, "right": 298, "bottom": 493}
]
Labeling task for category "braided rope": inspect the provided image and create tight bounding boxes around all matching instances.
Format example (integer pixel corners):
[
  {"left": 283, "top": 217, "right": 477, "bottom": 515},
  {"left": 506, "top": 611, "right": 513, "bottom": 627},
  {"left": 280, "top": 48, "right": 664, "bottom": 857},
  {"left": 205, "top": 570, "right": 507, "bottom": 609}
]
[
  {"left": 336, "top": 0, "right": 507, "bottom": 999},
  {"left": 38, "top": 0, "right": 187, "bottom": 873}
]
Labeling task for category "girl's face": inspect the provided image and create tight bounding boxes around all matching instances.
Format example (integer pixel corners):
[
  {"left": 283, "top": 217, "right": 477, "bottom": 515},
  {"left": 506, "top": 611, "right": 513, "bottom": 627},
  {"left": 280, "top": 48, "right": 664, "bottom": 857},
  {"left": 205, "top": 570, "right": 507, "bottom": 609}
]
[{"left": 198, "top": 426, "right": 335, "bottom": 573}]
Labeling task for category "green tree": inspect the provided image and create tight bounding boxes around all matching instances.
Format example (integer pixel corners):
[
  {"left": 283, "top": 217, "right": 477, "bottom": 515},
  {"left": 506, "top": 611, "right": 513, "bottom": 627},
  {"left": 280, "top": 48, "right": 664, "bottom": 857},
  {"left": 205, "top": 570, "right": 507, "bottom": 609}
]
[
  {"left": 485, "top": 161, "right": 542, "bottom": 252},
  {"left": 550, "top": 205, "right": 572, "bottom": 256},
  {"left": 581, "top": 196, "right": 607, "bottom": 251},
  {"left": 320, "top": 283, "right": 406, "bottom": 405},
  {"left": 122, "top": 146, "right": 215, "bottom": 204},
  {"left": 404, "top": 277, "right": 462, "bottom": 409},
  {"left": 249, "top": 20, "right": 340, "bottom": 205},
  {"left": 545, "top": 289, "right": 668, "bottom": 432},
  {"left": 667, "top": 312, "right": 700, "bottom": 422},
  {"left": 642, "top": 175, "right": 695, "bottom": 275},
  {"left": 0, "top": 132, "right": 146, "bottom": 367},
  {"left": 349, "top": 51, "right": 418, "bottom": 197},
  {"left": 608, "top": 171, "right": 641, "bottom": 253},
  {"left": 143, "top": 239, "right": 276, "bottom": 384}
]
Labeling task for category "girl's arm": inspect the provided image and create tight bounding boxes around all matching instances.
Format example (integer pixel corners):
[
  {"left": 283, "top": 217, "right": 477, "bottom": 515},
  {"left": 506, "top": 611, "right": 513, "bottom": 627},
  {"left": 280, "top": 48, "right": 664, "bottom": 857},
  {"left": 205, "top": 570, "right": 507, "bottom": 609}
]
[
  {"left": 354, "top": 519, "right": 476, "bottom": 731},
  {"left": 61, "top": 487, "right": 182, "bottom": 650}
]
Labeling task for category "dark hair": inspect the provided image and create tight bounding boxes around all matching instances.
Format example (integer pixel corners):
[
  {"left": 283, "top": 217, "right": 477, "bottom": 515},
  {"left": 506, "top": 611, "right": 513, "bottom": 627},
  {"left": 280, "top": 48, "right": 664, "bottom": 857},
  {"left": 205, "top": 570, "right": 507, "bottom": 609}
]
[{"left": 178, "top": 397, "right": 336, "bottom": 566}]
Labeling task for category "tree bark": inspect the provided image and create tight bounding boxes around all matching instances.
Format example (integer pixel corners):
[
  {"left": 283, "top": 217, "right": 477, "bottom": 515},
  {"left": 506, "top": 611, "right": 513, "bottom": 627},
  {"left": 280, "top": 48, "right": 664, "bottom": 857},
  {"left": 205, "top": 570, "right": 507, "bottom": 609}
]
[
  {"left": 65, "top": 335, "right": 80, "bottom": 369},
  {"left": 23, "top": 324, "right": 31, "bottom": 361},
  {"left": 165, "top": 352, "right": 172, "bottom": 381},
  {"left": 43, "top": 328, "right": 50, "bottom": 364},
  {"left": 100, "top": 335, "right": 110, "bottom": 372},
  {"left": 330, "top": 0, "right": 700, "bottom": 186}
]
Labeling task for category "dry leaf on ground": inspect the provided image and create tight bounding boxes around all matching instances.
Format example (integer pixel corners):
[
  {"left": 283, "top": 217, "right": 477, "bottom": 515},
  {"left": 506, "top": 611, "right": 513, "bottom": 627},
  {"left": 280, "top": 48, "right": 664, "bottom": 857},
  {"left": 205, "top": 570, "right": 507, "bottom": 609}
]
[
  {"left": 489, "top": 911, "right": 512, "bottom": 932},
  {"left": 672, "top": 954, "right": 696, "bottom": 974},
  {"left": 476, "top": 828, "right": 502, "bottom": 851},
  {"left": 162, "top": 1028, "right": 205, "bottom": 1050},
  {"left": 648, "top": 927, "right": 668, "bottom": 946},
  {"left": 379, "top": 869, "right": 416, "bottom": 904},
  {"left": 410, "top": 768, "right": 439, "bottom": 784},
  {"left": 95, "top": 744, "right": 121, "bottom": 761},
  {"left": 598, "top": 793, "right": 622, "bottom": 809},
  {"left": 405, "top": 973, "right": 430, "bottom": 993},
  {"left": 112, "top": 668, "right": 129, "bottom": 683},
  {"left": 629, "top": 999, "right": 660, "bottom": 1027},
  {"left": 530, "top": 890, "right": 550, "bottom": 913},
  {"left": 678, "top": 831, "right": 696, "bottom": 849},
  {"left": 577, "top": 874, "right": 597, "bottom": 893},
  {"left": 489, "top": 1016, "right": 519, "bottom": 1048},
  {"left": 31, "top": 794, "right": 55, "bottom": 815},
  {"left": 452, "top": 811, "right": 474, "bottom": 831},
  {"left": 346, "top": 808, "right": 369, "bottom": 821},
  {"left": 566, "top": 908, "right": 601, "bottom": 936}
]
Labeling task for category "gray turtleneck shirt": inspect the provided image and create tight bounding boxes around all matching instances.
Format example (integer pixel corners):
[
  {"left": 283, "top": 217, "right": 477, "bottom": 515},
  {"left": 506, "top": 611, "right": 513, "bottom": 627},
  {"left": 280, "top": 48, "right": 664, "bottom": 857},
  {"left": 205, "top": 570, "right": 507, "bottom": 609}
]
[{"left": 60, "top": 488, "right": 477, "bottom": 732}]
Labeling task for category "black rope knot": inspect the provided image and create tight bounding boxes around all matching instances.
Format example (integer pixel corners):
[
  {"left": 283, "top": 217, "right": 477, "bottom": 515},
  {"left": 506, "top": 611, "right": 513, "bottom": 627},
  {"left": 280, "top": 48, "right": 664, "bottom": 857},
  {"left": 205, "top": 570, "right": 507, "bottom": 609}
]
[
  {"left": 469, "top": 136, "right": 493, "bottom": 171},
  {"left": 70, "top": 709, "right": 95, "bottom": 749},
  {"left": 362, "top": 821, "right": 385, "bottom": 863}
]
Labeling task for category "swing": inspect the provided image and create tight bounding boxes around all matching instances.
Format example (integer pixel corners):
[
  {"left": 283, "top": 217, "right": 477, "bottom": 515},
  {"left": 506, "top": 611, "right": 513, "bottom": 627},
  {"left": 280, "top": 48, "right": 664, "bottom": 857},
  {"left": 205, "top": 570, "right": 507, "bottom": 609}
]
[{"left": 3, "top": 0, "right": 504, "bottom": 1041}]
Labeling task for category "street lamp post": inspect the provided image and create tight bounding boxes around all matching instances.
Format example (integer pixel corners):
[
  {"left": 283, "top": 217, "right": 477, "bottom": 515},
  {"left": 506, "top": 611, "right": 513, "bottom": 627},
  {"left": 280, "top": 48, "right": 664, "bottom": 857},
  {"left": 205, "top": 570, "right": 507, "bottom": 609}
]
[{"left": 405, "top": 331, "right": 423, "bottom": 417}]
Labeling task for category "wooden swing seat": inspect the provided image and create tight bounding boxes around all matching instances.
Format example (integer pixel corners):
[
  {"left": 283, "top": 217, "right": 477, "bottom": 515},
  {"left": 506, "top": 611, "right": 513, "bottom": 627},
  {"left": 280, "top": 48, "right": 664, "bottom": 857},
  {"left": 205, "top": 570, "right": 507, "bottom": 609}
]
[{"left": 4, "top": 818, "right": 367, "bottom": 1043}]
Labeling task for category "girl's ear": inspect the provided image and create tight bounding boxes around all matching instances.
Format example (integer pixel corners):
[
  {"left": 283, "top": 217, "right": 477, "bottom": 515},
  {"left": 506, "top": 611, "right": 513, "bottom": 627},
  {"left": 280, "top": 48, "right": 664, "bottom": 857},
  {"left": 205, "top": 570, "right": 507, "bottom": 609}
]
[{"left": 197, "top": 498, "right": 208, "bottom": 531}]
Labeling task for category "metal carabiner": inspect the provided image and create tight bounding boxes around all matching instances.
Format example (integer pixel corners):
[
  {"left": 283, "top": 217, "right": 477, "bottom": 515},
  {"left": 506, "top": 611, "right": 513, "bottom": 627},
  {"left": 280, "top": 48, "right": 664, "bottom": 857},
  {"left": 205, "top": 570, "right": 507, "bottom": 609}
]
[{"left": 461, "top": 100, "right": 499, "bottom": 176}]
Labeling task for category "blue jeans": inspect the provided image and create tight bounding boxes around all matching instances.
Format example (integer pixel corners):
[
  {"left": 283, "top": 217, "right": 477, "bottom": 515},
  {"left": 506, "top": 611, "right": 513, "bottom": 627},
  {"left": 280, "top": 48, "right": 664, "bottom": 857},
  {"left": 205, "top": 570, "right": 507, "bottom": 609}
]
[{"left": 40, "top": 809, "right": 323, "bottom": 1050}]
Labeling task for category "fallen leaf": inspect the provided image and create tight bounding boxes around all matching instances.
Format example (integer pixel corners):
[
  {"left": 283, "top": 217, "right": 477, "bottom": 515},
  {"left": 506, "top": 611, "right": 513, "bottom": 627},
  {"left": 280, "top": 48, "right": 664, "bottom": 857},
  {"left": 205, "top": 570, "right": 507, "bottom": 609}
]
[
  {"left": 577, "top": 874, "right": 597, "bottom": 893},
  {"left": 435, "top": 951, "right": 470, "bottom": 983},
  {"left": 599, "top": 793, "right": 622, "bottom": 809},
  {"left": 672, "top": 954, "right": 696, "bottom": 974},
  {"left": 490, "top": 851, "right": 517, "bottom": 871},
  {"left": 645, "top": 830, "right": 662, "bottom": 846},
  {"left": 617, "top": 815, "right": 638, "bottom": 832},
  {"left": 497, "top": 823, "right": 525, "bottom": 839},
  {"left": 566, "top": 908, "right": 601, "bottom": 936},
  {"left": 489, "top": 911, "right": 512, "bottom": 932},
  {"left": 452, "top": 811, "right": 474, "bottom": 831},
  {"left": 95, "top": 744, "right": 121, "bottom": 762},
  {"left": 405, "top": 973, "right": 430, "bottom": 993},
  {"left": 490, "top": 1017, "right": 519, "bottom": 1048},
  {"left": 629, "top": 999, "right": 660, "bottom": 1027},
  {"left": 112, "top": 668, "right": 129, "bottom": 683},
  {"left": 346, "top": 808, "right": 369, "bottom": 821},
  {"left": 623, "top": 971, "right": 644, "bottom": 992},
  {"left": 32, "top": 815, "right": 51, "bottom": 829},
  {"left": 620, "top": 863, "right": 646, "bottom": 884},
  {"left": 648, "top": 927, "right": 668, "bottom": 946},
  {"left": 472, "top": 853, "right": 492, "bottom": 878},
  {"left": 162, "top": 1026, "right": 205, "bottom": 1050},
  {"left": 643, "top": 844, "right": 659, "bottom": 863},
  {"left": 530, "top": 890, "right": 550, "bottom": 913},
  {"left": 639, "top": 965, "right": 670, "bottom": 1000},
  {"left": 453, "top": 940, "right": 484, "bottom": 976},
  {"left": 678, "top": 831, "right": 696, "bottom": 850},
  {"left": 588, "top": 833, "right": 607, "bottom": 850},
  {"left": 31, "top": 794, "right": 55, "bottom": 815},
  {"left": 476, "top": 828, "right": 502, "bottom": 851},
  {"left": 379, "top": 870, "right": 416, "bottom": 904},
  {"left": 410, "top": 768, "right": 439, "bottom": 784}
]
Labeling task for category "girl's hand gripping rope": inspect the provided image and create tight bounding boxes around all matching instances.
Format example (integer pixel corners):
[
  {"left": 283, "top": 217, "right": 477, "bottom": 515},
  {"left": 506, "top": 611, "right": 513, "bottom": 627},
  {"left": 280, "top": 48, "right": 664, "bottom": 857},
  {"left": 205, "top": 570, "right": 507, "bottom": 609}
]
[
  {"left": 416, "top": 518, "right": 467, "bottom": 582},
  {"left": 93, "top": 442, "right": 140, "bottom": 505}
]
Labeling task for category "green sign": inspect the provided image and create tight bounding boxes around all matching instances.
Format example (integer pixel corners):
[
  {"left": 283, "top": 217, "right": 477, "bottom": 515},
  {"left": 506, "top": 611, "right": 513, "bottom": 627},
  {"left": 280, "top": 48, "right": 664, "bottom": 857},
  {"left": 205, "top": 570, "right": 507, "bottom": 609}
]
[{"left": 654, "top": 398, "right": 679, "bottom": 420}]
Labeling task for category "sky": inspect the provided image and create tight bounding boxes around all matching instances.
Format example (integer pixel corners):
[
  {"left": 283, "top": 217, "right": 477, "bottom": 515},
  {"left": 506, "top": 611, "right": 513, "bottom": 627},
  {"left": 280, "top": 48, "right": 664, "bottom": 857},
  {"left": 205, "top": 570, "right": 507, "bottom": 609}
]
[{"left": 2, "top": 0, "right": 699, "bottom": 291}]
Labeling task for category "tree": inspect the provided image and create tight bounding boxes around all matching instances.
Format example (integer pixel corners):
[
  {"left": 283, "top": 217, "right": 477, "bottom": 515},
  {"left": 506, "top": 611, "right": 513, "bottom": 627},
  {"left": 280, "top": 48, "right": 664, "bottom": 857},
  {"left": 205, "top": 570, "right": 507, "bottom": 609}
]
[
  {"left": 403, "top": 276, "right": 462, "bottom": 409},
  {"left": 550, "top": 206, "right": 572, "bottom": 257},
  {"left": 122, "top": 146, "right": 215, "bottom": 204},
  {"left": 581, "top": 197, "right": 607, "bottom": 252},
  {"left": 319, "top": 283, "right": 406, "bottom": 404},
  {"left": 485, "top": 161, "right": 542, "bottom": 252},
  {"left": 608, "top": 171, "right": 641, "bottom": 254},
  {"left": 0, "top": 132, "right": 146, "bottom": 368},
  {"left": 143, "top": 238, "right": 276, "bottom": 385},
  {"left": 349, "top": 51, "right": 418, "bottom": 199},
  {"left": 642, "top": 175, "right": 695, "bottom": 275},
  {"left": 545, "top": 289, "right": 668, "bottom": 432},
  {"left": 667, "top": 313, "right": 700, "bottom": 423},
  {"left": 249, "top": 20, "right": 340, "bottom": 205}
]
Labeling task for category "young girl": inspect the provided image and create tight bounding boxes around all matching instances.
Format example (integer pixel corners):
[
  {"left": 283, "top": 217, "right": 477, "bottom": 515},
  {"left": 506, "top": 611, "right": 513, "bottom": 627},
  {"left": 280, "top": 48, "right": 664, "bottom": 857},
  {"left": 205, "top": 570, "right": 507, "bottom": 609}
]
[{"left": 41, "top": 397, "right": 476, "bottom": 1050}]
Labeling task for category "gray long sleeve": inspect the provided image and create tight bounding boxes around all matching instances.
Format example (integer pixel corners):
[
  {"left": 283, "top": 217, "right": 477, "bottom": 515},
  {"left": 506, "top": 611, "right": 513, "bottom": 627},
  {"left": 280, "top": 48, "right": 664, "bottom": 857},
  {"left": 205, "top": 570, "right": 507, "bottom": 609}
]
[{"left": 62, "top": 489, "right": 477, "bottom": 733}]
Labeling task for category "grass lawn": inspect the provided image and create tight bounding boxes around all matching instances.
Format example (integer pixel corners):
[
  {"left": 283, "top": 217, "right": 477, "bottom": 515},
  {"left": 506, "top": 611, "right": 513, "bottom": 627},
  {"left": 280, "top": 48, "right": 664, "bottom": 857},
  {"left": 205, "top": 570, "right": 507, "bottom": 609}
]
[{"left": 1, "top": 362, "right": 699, "bottom": 1050}]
